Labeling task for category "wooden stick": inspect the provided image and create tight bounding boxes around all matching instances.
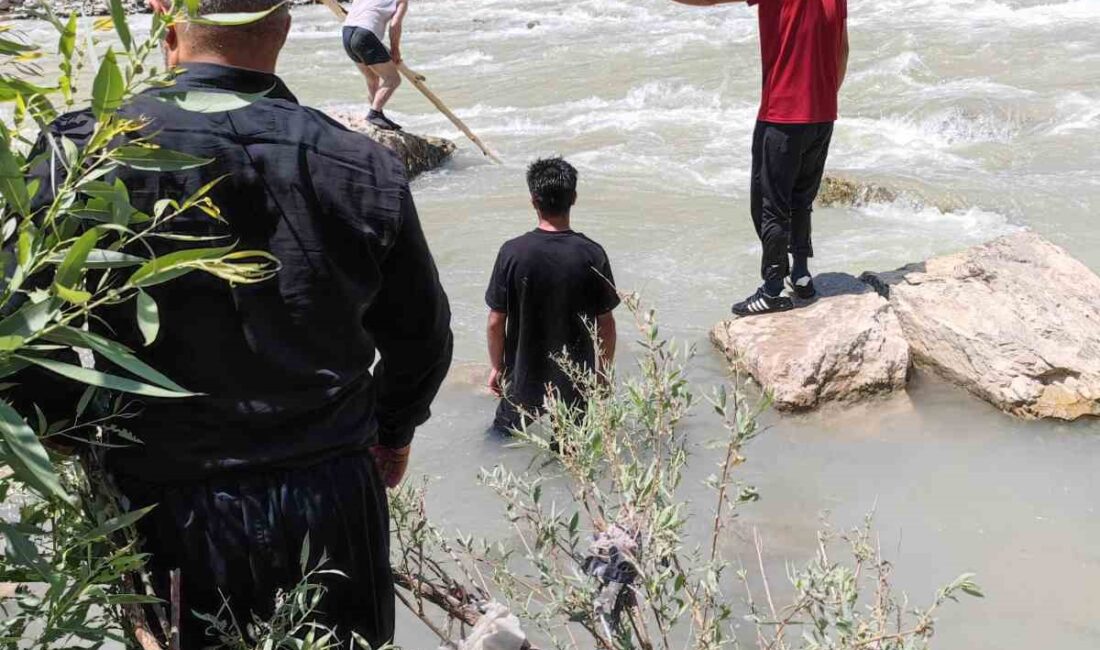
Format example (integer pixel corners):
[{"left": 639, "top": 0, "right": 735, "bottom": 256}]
[{"left": 318, "top": 0, "right": 502, "bottom": 163}]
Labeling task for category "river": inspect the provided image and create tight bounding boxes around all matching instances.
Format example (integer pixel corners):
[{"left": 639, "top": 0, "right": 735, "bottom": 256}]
[{"left": 16, "top": 0, "right": 1100, "bottom": 647}]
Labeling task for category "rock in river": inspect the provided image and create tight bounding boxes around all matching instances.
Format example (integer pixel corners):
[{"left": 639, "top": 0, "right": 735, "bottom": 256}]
[
  {"left": 710, "top": 273, "right": 911, "bottom": 411},
  {"left": 862, "top": 231, "right": 1100, "bottom": 421},
  {"left": 327, "top": 110, "right": 456, "bottom": 179}
]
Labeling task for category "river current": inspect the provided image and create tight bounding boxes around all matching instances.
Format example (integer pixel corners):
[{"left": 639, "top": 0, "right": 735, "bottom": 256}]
[{"left": 17, "top": 0, "right": 1100, "bottom": 647}]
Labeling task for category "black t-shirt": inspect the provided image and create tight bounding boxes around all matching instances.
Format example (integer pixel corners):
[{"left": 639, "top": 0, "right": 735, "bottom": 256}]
[{"left": 486, "top": 229, "right": 620, "bottom": 430}]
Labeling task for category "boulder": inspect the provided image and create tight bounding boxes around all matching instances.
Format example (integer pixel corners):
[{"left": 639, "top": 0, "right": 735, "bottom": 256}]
[
  {"left": 710, "top": 273, "right": 911, "bottom": 411},
  {"left": 861, "top": 231, "right": 1100, "bottom": 420},
  {"left": 328, "top": 110, "right": 456, "bottom": 179}
]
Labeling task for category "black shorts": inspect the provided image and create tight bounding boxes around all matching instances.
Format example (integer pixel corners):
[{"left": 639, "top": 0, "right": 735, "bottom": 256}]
[{"left": 343, "top": 26, "right": 392, "bottom": 66}]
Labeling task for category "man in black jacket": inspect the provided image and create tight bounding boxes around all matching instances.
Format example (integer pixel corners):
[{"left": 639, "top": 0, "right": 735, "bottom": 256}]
[{"left": 26, "top": 0, "right": 453, "bottom": 646}]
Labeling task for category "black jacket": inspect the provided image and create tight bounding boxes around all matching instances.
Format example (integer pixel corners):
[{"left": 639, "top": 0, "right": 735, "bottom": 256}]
[{"left": 26, "top": 63, "right": 453, "bottom": 483}]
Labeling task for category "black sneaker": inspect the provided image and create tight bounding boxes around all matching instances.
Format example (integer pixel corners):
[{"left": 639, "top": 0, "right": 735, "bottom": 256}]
[
  {"left": 731, "top": 288, "right": 794, "bottom": 317},
  {"left": 787, "top": 275, "right": 817, "bottom": 300},
  {"left": 368, "top": 112, "right": 403, "bottom": 131}
]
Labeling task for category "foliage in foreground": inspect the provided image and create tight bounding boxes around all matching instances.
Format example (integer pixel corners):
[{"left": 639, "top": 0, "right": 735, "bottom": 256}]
[
  {"left": 387, "top": 295, "right": 983, "bottom": 650},
  {"left": 0, "top": 4, "right": 281, "bottom": 649}
]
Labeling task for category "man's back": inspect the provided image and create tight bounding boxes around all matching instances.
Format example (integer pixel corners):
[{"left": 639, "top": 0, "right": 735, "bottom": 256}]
[
  {"left": 486, "top": 229, "right": 618, "bottom": 429},
  {"left": 751, "top": 0, "right": 848, "bottom": 124},
  {"left": 39, "top": 63, "right": 452, "bottom": 482}
]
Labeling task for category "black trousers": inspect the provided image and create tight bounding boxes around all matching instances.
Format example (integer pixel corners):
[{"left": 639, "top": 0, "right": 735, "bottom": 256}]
[
  {"left": 750, "top": 121, "right": 834, "bottom": 284},
  {"left": 117, "top": 452, "right": 394, "bottom": 649}
]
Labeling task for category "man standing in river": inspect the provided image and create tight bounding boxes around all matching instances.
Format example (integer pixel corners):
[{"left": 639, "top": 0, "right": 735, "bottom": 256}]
[
  {"left": 343, "top": 0, "right": 409, "bottom": 130},
  {"left": 486, "top": 158, "right": 619, "bottom": 434},
  {"left": 672, "top": 0, "right": 849, "bottom": 316},
  {"left": 26, "top": 0, "right": 452, "bottom": 646}
]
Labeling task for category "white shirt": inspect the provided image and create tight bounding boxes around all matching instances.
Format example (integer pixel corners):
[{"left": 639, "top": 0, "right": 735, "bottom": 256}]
[{"left": 344, "top": 0, "right": 399, "bottom": 40}]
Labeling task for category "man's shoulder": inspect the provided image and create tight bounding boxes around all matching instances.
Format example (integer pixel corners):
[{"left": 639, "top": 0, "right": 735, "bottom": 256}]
[
  {"left": 295, "top": 106, "right": 409, "bottom": 184},
  {"left": 570, "top": 231, "right": 611, "bottom": 259}
]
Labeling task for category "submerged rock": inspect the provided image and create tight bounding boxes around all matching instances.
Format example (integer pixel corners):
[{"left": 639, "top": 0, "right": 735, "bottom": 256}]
[
  {"left": 816, "top": 176, "right": 899, "bottom": 207},
  {"left": 710, "top": 273, "right": 910, "bottom": 411},
  {"left": 816, "top": 175, "right": 967, "bottom": 212},
  {"left": 862, "top": 231, "right": 1100, "bottom": 421},
  {"left": 328, "top": 110, "right": 456, "bottom": 179}
]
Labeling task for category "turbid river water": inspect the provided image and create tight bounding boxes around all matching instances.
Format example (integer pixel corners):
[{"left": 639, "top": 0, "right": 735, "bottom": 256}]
[{"left": 16, "top": 0, "right": 1100, "bottom": 647}]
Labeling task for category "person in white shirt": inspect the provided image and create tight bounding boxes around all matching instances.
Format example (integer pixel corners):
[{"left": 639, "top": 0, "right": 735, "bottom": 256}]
[{"left": 342, "top": 0, "right": 408, "bottom": 130}]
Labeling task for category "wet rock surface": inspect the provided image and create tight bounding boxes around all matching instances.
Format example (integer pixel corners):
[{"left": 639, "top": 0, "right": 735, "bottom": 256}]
[
  {"left": 328, "top": 110, "right": 456, "bottom": 179},
  {"left": 710, "top": 273, "right": 911, "bottom": 411},
  {"left": 862, "top": 231, "right": 1100, "bottom": 421}
]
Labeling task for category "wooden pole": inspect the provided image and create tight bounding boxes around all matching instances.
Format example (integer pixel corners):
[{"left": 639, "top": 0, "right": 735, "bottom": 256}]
[{"left": 318, "top": 0, "right": 502, "bottom": 163}]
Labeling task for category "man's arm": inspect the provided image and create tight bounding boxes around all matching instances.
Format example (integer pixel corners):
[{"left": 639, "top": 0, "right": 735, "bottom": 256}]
[
  {"left": 487, "top": 310, "right": 506, "bottom": 396},
  {"left": 363, "top": 190, "right": 452, "bottom": 482},
  {"left": 389, "top": 0, "right": 409, "bottom": 63},
  {"left": 596, "top": 312, "right": 617, "bottom": 379},
  {"left": 838, "top": 19, "right": 850, "bottom": 90}
]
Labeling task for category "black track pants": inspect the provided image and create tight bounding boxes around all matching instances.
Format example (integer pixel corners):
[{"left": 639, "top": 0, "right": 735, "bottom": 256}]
[
  {"left": 750, "top": 121, "right": 834, "bottom": 284},
  {"left": 117, "top": 453, "right": 394, "bottom": 649}
]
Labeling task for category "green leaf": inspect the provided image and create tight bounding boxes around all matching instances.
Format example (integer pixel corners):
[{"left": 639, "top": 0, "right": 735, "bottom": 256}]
[
  {"left": 108, "top": 0, "right": 133, "bottom": 51},
  {"left": 0, "top": 521, "right": 50, "bottom": 578},
  {"left": 0, "top": 37, "right": 37, "bottom": 57},
  {"left": 0, "top": 76, "right": 57, "bottom": 102},
  {"left": 110, "top": 145, "right": 213, "bottom": 171},
  {"left": 0, "top": 134, "right": 30, "bottom": 216},
  {"left": 91, "top": 48, "right": 125, "bottom": 120},
  {"left": 152, "top": 87, "right": 272, "bottom": 114},
  {"left": 54, "top": 282, "right": 92, "bottom": 304},
  {"left": 54, "top": 228, "right": 99, "bottom": 288},
  {"left": 47, "top": 248, "right": 145, "bottom": 269},
  {"left": 81, "top": 505, "right": 155, "bottom": 543},
  {"left": 0, "top": 299, "right": 59, "bottom": 341},
  {"left": 75, "top": 385, "right": 96, "bottom": 420},
  {"left": 136, "top": 291, "right": 159, "bottom": 347},
  {"left": 0, "top": 358, "right": 30, "bottom": 380},
  {"left": 58, "top": 14, "right": 77, "bottom": 63},
  {"left": 127, "top": 244, "right": 235, "bottom": 288},
  {"left": 16, "top": 354, "right": 198, "bottom": 399},
  {"left": 0, "top": 335, "right": 25, "bottom": 351},
  {"left": 0, "top": 401, "right": 70, "bottom": 502},
  {"left": 44, "top": 326, "right": 188, "bottom": 393},
  {"left": 190, "top": 2, "right": 287, "bottom": 25}
]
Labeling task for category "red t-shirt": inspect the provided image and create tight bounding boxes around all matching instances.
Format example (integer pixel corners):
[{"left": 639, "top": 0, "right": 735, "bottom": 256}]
[{"left": 748, "top": 0, "right": 847, "bottom": 124}]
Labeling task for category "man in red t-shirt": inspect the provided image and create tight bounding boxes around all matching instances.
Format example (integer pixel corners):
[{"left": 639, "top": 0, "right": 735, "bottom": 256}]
[{"left": 673, "top": 0, "right": 849, "bottom": 316}]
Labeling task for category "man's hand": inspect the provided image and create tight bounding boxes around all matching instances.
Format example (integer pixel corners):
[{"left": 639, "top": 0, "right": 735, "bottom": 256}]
[
  {"left": 488, "top": 367, "right": 504, "bottom": 397},
  {"left": 370, "top": 444, "right": 411, "bottom": 488}
]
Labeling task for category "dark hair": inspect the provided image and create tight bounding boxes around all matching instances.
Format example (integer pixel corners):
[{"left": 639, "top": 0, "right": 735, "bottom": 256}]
[
  {"left": 187, "top": 0, "right": 290, "bottom": 50},
  {"left": 526, "top": 157, "right": 577, "bottom": 215}
]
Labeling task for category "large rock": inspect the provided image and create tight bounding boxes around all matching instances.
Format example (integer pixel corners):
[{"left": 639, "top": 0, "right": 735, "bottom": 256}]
[
  {"left": 710, "top": 273, "right": 911, "bottom": 411},
  {"left": 862, "top": 231, "right": 1100, "bottom": 420},
  {"left": 328, "top": 111, "right": 456, "bottom": 179}
]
